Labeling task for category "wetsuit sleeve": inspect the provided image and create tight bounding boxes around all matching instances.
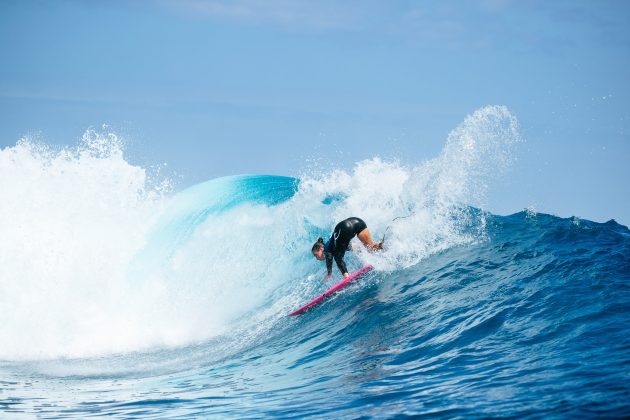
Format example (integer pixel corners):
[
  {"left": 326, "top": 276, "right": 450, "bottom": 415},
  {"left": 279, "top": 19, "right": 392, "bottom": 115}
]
[
  {"left": 333, "top": 252, "right": 348, "bottom": 275},
  {"left": 325, "top": 252, "right": 333, "bottom": 275}
]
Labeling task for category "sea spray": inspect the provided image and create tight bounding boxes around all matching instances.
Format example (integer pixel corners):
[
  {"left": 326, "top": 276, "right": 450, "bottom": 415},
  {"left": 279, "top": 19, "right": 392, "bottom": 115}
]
[
  {"left": 0, "top": 129, "right": 171, "bottom": 359},
  {"left": 0, "top": 106, "right": 520, "bottom": 360},
  {"left": 297, "top": 105, "right": 520, "bottom": 269}
]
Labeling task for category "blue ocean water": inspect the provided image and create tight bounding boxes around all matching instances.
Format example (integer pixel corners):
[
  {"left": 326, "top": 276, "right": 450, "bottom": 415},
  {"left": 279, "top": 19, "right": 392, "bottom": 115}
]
[
  {"left": 2, "top": 175, "right": 629, "bottom": 418},
  {"left": 1, "top": 107, "right": 628, "bottom": 418}
]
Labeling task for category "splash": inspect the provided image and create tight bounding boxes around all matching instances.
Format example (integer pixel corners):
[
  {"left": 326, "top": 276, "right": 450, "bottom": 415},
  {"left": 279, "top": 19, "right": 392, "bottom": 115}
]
[
  {"left": 0, "top": 106, "right": 519, "bottom": 360},
  {"left": 297, "top": 105, "right": 520, "bottom": 269},
  {"left": 0, "top": 129, "right": 171, "bottom": 359}
]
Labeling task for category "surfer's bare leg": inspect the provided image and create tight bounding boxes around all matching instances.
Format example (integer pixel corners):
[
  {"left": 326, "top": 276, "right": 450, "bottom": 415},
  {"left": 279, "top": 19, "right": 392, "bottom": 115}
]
[{"left": 357, "top": 228, "right": 382, "bottom": 251}]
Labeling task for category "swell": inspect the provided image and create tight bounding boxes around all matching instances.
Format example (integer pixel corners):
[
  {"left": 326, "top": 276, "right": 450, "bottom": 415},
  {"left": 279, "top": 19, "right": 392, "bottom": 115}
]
[
  {"left": 264, "top": 211, "right": 630, "bottom": 417},
  {"left": 1, "top": 211, "right": 628, "bottom": 417}
]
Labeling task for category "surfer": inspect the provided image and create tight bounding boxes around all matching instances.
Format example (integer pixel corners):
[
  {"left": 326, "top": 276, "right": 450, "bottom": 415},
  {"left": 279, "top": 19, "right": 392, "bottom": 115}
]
[{"left": 311, "top": 217, "right": 382, "bottom": 279}]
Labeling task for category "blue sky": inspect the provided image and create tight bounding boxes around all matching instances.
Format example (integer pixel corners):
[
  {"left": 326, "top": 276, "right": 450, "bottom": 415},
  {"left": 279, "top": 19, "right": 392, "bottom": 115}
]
[{"left": 1, "top": 0, "right": 629, "bottom": 224}]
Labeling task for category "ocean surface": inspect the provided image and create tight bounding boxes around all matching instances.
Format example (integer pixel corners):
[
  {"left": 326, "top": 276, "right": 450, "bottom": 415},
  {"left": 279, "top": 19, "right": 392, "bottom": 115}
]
[{"left": 1, "top": 106, "right": 629, "bottom": 418}]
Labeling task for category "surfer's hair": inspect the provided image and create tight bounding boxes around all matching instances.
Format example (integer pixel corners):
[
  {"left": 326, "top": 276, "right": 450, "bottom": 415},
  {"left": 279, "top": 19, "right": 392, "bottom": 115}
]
[{"left": 312, "top": 237, "right": 324, "bottom": 252}]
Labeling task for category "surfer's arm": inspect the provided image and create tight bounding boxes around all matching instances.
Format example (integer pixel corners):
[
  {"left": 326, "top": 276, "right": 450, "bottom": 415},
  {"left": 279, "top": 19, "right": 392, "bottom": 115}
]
[
  {"left": 325, "top": 252, "right": 333, "bottom": 276},
  {"left": 333, "top": 252, "right": 349, "bottom": 278}
]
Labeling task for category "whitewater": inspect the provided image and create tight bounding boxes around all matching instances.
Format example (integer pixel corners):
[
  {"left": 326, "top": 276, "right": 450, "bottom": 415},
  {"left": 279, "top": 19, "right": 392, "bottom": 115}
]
[{"left": 1, "top": 106, "right": 628, "bottom": 418}]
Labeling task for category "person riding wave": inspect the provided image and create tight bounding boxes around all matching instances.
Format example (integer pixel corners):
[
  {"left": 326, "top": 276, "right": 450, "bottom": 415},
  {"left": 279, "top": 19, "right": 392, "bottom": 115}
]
[{"left": 311, "top": 217, "right": 382, "bottom": 279}]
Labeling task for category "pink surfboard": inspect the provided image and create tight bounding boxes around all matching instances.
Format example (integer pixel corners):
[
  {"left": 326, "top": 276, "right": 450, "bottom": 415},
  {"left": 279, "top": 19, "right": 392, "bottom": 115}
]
[{"left": 288, "top": 265, "right": 373, "bottom": 316}]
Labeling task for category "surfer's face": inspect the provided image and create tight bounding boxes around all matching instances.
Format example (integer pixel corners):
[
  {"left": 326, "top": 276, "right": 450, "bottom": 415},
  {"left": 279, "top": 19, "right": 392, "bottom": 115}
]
[{"left": 312, "top": 249, "right": 325, "bottom": 261}]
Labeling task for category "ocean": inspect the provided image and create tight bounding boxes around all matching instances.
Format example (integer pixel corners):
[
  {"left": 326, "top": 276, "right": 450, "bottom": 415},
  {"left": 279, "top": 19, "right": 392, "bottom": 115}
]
[{"left": 1, "top": 106, "right": 628, "bottom": 418}]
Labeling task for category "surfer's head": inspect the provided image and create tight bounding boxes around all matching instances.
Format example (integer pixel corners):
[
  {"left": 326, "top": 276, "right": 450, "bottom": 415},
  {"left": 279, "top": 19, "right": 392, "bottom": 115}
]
[{"left": 311, "top": 237, "right": 325, "bottom": 260}]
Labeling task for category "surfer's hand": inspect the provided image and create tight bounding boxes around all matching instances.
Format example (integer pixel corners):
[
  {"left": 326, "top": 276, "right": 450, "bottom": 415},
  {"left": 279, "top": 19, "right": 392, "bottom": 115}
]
[{"left": 370, "top": 242, "right": 383, "bottom": 251}]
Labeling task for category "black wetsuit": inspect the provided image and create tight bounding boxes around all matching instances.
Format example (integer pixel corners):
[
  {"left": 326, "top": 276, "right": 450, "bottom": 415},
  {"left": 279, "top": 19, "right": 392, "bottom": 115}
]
[{"left": 324, "top": 217, "right": 368, "bottom": 275}]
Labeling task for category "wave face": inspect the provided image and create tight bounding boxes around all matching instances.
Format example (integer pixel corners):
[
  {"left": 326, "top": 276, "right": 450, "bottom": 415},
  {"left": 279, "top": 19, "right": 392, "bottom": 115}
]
[{"left": 1, "top": 107, "right": 628, "bottom": 418}]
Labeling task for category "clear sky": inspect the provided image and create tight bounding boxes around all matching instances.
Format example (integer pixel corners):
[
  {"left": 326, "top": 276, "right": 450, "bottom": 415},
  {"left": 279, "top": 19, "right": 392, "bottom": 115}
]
[{"left": 1, "top": 0, "right": 629, "bottom": 225}]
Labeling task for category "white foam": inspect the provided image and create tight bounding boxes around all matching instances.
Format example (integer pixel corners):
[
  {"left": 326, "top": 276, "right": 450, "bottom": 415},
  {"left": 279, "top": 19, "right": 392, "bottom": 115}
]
[
  {"left": 297, "top": 105, "right": 520, "bottom": 270},
  {"left": 0, "top": 105, "right": 519, "bottom": 361},
  {"left": 0, "top": 129, "right": 171, "bottom": 360}
]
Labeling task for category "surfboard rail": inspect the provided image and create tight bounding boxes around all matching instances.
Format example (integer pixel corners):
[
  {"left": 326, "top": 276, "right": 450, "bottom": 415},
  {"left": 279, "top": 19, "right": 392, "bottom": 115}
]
[{"left": 288, "top": 265, "right": 373, "bottom": 316}]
